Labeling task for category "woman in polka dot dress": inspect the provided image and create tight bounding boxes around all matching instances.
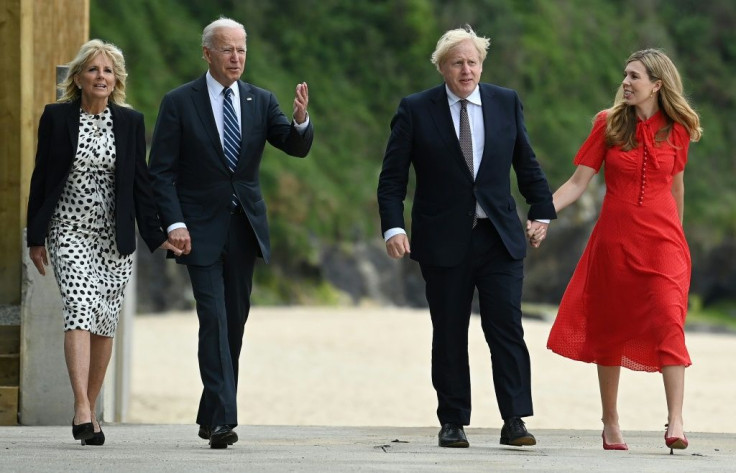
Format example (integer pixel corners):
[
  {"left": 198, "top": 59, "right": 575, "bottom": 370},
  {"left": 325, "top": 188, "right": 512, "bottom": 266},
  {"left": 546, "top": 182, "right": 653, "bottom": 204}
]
[{"left": 26, "top": 39, "right": 181, "bottom": 445}]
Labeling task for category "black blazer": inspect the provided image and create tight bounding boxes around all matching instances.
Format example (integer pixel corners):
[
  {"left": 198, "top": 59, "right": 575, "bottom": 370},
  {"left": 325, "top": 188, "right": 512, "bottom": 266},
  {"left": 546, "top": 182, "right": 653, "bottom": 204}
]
[
  {"left": 26, "top": 101, "right": 166, "bottom": 254},
  {"left": 377, "top": 83, "right": 556, "bottom": 266},
  {"left": 148, "top": 75, "right": 314, "bottom": 266}
]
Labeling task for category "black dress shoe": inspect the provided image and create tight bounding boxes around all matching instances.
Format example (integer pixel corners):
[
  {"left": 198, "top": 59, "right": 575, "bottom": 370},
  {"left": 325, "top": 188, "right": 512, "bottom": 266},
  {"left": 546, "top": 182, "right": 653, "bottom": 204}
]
[
  {"left": 500, "top": 417, "right": 536, "bottom": 446},
  {"left": 209, "top": 425, "right": 238, "bottom": 449},
  {"left": 72, "top": 419, "right": 94, "bottom": 442},
  {"left": 198, "top": 425, "right": 211, "bottom": 440},
  {"left": 438, "top": 423, "right": 469, "bottom": 448}
]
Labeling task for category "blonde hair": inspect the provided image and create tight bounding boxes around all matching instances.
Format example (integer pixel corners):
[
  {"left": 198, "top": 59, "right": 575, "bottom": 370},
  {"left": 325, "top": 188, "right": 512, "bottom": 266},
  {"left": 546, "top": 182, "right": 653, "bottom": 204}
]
[
  {"left": 606, "top": 48, "right": 702, "bottom": 150},
  {"left": 58, "top": 39, "right": 129, "bottom": 106},
  {"left": 430, "top": 25, "right": 490, "bottom": 72}
]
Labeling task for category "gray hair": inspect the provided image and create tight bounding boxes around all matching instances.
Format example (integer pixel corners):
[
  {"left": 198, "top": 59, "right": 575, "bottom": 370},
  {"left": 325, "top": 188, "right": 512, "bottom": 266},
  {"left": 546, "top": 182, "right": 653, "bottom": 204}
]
[
  {"left": 430, "top": 25, "right": 490, "bottom": 72},
  {"left": 202, "top": 17, "right": 247, "bottom": 49}
]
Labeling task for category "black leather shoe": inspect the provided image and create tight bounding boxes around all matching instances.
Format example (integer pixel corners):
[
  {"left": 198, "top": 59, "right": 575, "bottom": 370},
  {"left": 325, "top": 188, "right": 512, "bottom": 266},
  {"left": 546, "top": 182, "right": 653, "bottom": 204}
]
[
  {"left": 500, "top": 417, "right": 536, "bottom": 446},
  {"left": 209, "top": 425, "right": 238, "bottom": 449},
  {"left": 198, "top": 425, "right": 211, "bottom": 440},
  {"left": 438, "top": 423, "right": 469, "bottom": 448}
]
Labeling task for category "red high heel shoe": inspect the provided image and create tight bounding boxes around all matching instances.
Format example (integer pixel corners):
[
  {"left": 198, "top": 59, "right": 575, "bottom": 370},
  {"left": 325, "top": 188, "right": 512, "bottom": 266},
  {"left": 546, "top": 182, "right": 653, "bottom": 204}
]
[
  {"left": 602, "top": 431, "right": 628, "bottom": 450},
  {"left": 664, "top": 423, "right": 688, "bottom": 454}
]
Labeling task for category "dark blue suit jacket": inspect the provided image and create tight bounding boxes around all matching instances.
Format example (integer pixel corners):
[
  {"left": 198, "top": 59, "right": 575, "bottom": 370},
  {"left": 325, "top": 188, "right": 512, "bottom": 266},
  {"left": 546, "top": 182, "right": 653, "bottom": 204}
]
[
  {"left": 26, "top": 100, "right": 165, "bottom": 254},
  {"left": 377, "top": 83, "right": 555, "bottom": 266},
  {"left": 148, "top": 75, "right": 314, "bottom": 265}
]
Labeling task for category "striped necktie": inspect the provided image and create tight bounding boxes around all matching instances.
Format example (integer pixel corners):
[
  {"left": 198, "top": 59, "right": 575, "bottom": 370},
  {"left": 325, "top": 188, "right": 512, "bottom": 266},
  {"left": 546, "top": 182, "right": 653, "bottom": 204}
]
[
  {"left": 459, "top": 99, "right": 477, "bottom": 228},
  {"left": 223, "top": 87, "right": 241, "bottom": 208}
]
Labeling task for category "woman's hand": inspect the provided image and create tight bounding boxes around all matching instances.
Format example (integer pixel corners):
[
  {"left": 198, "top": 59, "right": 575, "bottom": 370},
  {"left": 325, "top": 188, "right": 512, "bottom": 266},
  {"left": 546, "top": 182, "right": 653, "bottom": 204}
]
[
  {"left": 29, "top": 246, "right": 49, "bottom": 276},
  {"left": 159, "top": 240, "right": 184, "bottom": 257}
]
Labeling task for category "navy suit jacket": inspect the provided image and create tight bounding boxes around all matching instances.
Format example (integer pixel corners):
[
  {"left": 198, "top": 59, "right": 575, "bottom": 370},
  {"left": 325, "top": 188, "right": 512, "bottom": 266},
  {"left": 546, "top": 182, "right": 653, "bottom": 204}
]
[
  {"left": 148, "top": 75, "right": 314, "bottom": 265},
  {"left": 377, "top": 83, "right": 556, "bottom": 266},
  {"left": 26, "top": 100, "right": 166, "bottom": 254}
]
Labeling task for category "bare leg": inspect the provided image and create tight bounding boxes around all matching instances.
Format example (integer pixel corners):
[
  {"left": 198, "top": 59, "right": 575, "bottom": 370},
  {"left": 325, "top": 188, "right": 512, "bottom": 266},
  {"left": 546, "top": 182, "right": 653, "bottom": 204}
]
[
  {"left": 598, "top": 365, "right": 625, "bottom": 444},
  {"left": 88, "top": 334, "right": 114, "bottom": 432},
  {"left": 662, "top": 365, "right": 685, "bottom": 439},
  {"left": 64, "top": 329, "right": 92, "bottom": 424}
]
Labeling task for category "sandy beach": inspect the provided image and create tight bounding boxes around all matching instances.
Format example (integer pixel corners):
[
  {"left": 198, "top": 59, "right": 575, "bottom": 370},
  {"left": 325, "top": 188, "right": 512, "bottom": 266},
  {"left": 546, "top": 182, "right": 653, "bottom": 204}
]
[{"left": 129, "top": 307, "right": 736, "bottom": 433}]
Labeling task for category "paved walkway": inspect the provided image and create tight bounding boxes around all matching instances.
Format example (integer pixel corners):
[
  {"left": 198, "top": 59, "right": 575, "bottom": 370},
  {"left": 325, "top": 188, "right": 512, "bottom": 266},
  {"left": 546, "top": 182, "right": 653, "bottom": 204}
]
[{"left": 1, "top": 425, "right": 733, "bottom": 472}]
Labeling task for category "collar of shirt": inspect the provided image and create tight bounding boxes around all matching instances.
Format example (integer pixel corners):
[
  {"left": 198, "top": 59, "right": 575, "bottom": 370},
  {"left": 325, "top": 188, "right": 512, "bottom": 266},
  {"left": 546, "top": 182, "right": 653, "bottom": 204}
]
[
  {"left": 445, "top": 85, "right": 482, "bottom": 108},
  {"left": 205, "top": 71, "right": 241, "bottom": 103}
]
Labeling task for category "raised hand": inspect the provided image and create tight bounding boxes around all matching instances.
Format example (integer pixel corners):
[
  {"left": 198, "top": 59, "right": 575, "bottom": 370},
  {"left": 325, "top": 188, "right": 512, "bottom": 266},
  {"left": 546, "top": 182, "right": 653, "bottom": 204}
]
[{"left": 293, "top": 82, "right": 309, "bottom": 124}]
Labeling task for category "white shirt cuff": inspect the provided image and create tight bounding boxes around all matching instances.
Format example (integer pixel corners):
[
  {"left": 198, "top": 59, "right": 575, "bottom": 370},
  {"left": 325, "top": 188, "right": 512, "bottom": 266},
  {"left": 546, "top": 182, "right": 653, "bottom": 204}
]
[
  {"left": 167, "top": 222, "right": 187, "bottom": 234},
  {"left": 293, "top": 113, "right": 310, "bottom": 132},
  {"left": 383, "top": 227, "right": 406, "bottom": 242}
]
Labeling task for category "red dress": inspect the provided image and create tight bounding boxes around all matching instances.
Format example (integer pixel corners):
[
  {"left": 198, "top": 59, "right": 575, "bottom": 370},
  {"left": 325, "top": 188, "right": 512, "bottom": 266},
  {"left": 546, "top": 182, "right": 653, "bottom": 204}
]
[{"left": 547, "top": 110, "right": 692, "bottom": 372}]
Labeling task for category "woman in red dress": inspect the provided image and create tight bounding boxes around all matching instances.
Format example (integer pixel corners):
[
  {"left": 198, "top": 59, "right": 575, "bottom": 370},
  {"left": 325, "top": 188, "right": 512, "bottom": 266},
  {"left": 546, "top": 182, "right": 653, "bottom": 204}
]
[{"left": 535, "top": 49, "right": 702, "bottom": 452}]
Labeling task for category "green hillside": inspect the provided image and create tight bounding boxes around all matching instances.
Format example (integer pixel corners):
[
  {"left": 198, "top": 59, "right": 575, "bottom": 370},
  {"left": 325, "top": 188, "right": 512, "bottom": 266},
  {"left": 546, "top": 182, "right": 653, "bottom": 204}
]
[{"left": 90, "top": 0, "right": 736, "bottom": 306}]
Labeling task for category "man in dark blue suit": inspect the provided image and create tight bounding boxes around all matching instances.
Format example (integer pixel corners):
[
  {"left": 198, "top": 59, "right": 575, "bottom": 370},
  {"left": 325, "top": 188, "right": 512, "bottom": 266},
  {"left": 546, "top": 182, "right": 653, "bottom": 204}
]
[
  {"left": 377, "top": 26, "right": 554, "bottom": 448},
  {"left": 148, "top": 17, "right": 313, "bottom": 448}
]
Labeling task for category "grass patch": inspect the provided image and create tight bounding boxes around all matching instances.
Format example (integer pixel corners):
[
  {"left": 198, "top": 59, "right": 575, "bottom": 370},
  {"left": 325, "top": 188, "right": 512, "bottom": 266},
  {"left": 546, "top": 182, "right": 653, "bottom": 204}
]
[{"left": 687, "top": 296, "right": 736, "bottom": 332}]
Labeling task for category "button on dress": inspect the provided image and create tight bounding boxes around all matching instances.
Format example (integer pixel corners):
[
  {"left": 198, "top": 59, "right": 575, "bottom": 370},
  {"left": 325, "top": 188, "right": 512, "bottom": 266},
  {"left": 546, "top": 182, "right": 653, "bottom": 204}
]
[
  {"left": 46, "top": 107, "right": 132, "bottom": 337},
  {"left": 547, "top": 110, "right": 692, "bottom": 372}
]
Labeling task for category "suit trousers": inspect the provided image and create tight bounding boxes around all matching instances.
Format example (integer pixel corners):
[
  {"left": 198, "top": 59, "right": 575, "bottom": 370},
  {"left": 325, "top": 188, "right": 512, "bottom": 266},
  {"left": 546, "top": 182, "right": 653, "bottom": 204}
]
[
  {"left": 186, "top": 211, "right": 257, "bottom": 427},
  {"left": 419, "top": 218, "right": 533, "bottom": 426}
]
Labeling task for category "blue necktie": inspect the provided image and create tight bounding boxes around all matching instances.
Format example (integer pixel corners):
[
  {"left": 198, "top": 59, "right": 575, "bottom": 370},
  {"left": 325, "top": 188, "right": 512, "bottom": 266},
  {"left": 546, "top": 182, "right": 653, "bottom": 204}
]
[{"left": 223, "top": 87, "right": 241, "bottom": 208}]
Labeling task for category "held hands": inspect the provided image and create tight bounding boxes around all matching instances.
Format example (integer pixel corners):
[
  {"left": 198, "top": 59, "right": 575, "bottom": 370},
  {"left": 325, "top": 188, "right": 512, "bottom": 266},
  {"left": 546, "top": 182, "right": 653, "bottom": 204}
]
[
  {"left": 159, "top": 240, "right": 184, "bottom": 257},
  {"left": 526, "top": 220, "right": 549, "bottom": 249},
  {"left": 386, "top": 234, "right": 411, "bottom": 259},
  {"left": 167, "top": 228, "right": 192, "bottom": 255},
  {"left": 29, "top": 246, "right": 49, "bottom": 276},
  {"left": 293, "top": 82, "right": 309, "bottom": 124}
]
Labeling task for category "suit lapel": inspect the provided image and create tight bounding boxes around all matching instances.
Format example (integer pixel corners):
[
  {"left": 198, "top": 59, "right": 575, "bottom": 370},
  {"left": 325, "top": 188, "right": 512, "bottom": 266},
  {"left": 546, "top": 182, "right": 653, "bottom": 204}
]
[
  {"left": 237, "top": 81, "right": 255, "bottom": 171},
  {"left": 429, "top": 85, "right": 473, "bottom": 182},
  {"left": 476, "top": 84, "right": 499, "bottom": 178},
  {"left": 190, "top": 75, "right": 228, "bottom": 167},
  {"left": 109, "top": 104, "right": 127, "bottom": 170},
  {"left": 65, "top": 102, "right": 81, "bottom": 157}
]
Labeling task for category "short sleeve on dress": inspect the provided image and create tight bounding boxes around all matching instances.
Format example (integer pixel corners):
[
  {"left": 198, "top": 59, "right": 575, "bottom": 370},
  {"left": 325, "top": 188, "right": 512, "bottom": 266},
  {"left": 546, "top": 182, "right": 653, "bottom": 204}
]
[
  {"left": 671, "top": 123, "right": 690, "bottom": 175},
  {"left": 573, "top": 111, "right": 608, "bottom": 173}
]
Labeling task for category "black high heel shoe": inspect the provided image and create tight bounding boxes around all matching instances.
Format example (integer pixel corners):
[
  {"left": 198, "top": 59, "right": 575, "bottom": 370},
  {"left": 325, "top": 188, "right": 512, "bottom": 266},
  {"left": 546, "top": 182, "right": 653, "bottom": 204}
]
[
  {"left": 85, "top": 429, "right": 105, "bottom": 446},
  {"left": 72, "top": 419, "right": 94, "bottom": 443}
]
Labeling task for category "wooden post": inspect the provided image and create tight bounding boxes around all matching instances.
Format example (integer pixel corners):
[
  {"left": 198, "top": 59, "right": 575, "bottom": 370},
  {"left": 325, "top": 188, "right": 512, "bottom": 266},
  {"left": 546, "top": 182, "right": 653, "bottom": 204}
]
[
  {"left": 0, "top": 0, "right": 89, "bottom": 304},
  {"left": 1, "top": 0, "right": 90, "bottom": 425}
]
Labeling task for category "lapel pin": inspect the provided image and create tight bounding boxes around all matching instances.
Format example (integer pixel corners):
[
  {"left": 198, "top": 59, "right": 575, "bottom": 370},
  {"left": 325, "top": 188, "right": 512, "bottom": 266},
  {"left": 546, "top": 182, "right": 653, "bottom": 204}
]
[{"left": 246, "top": 97, "right": 252, "bottom": 101}]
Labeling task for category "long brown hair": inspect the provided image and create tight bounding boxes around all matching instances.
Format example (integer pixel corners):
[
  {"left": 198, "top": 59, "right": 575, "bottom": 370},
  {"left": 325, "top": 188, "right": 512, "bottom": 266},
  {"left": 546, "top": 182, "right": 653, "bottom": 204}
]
[{"left": 605, "top": 49, "right": 702, "bottom": 150}]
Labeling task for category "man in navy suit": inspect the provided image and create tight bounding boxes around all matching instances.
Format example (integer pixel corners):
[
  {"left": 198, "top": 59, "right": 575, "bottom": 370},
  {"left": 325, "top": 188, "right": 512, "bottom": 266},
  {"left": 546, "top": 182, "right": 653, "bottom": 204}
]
[
  {"left": 377, "top": 26, "right": 555, "bottom": 448},
  {"left": 148, "top": 17, "right": 313, "bottom": 448}
]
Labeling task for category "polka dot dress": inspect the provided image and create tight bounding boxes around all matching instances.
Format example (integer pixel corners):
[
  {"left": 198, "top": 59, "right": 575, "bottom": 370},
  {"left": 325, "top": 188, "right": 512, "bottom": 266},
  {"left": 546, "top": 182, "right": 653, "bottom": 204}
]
[{"left": 47, "top": 107, "right": 132, "bottom": 337}]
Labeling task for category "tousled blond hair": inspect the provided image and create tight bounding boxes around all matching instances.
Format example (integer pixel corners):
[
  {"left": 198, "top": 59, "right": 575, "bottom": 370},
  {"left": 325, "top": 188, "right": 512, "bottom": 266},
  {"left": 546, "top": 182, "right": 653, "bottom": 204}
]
[{"left": 430, "top": 25, "right": 490, "bottom": 72}]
